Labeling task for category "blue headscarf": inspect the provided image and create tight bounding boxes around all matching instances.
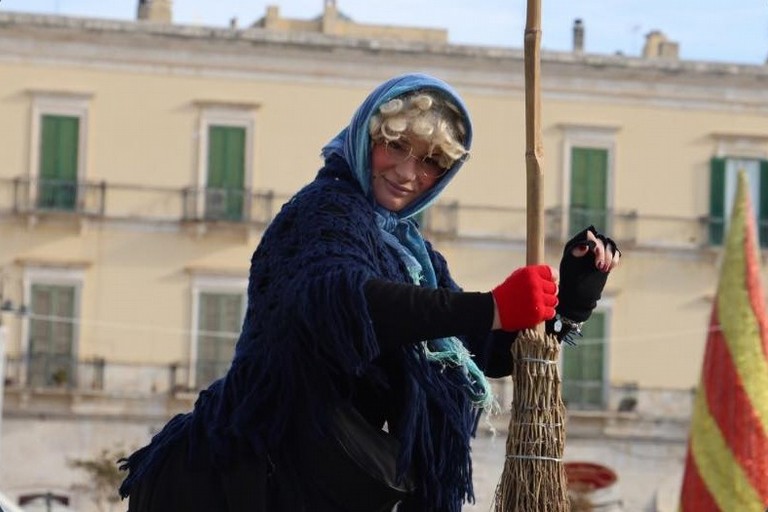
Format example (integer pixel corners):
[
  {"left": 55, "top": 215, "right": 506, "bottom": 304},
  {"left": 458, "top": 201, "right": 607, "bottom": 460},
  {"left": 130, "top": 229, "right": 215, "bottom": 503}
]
[
  {"left": 321, "top": 73, "right": 493, "bottom": 410},
  {"left": 321, "top": 73, "right": 472, "bottom": 219}
]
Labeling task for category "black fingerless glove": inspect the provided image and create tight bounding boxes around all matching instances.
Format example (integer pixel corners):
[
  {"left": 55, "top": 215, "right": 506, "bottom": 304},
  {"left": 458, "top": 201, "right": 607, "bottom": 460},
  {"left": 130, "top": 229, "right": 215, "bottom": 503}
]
[{"left": 557, "top": 226, "right": 617, "bottom": 322}]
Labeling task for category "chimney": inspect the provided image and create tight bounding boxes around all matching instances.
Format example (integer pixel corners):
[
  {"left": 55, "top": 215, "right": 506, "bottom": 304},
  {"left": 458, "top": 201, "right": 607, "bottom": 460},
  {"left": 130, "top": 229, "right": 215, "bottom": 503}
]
[
  {"left": 321, "top": 0, "right": 340, "bottom": 35},
  {"left": 572, "top": 18, "right": 584, "bottom": 54},
  {"left": 260, "top": 5, "right": 280, "bottom": 29},
  {"left": 137, "top": 0, "right": 173, "bottom": 23},
  {"left": 642, "top": 30, "right": 679, "bottom": 60}
]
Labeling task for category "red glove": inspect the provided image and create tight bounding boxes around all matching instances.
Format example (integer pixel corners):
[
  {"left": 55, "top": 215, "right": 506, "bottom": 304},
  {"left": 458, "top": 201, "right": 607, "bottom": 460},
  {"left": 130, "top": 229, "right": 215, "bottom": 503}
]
[{"left": 491, "top": 265, "right": 558, "bottom": 331}]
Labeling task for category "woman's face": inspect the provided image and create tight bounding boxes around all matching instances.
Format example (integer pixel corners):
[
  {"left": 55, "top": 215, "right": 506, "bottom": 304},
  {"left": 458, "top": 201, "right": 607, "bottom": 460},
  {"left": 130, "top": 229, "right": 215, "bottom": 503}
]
[{"left": 370, "top": 137, "right": 446, "bottom": 212}]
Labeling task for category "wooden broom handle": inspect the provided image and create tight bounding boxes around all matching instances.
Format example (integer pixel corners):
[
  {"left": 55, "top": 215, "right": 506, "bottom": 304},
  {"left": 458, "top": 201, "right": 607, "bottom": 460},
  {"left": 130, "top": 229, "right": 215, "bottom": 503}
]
[{"left": 525, "top": 0, "right": 544, "bottom": 266}]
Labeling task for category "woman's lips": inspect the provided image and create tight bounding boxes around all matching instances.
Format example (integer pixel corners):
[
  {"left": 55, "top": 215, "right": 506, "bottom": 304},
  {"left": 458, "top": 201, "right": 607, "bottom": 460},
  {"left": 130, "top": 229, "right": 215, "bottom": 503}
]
[{"left": 383, "top": 178, "right": 412, "bottom": 196}]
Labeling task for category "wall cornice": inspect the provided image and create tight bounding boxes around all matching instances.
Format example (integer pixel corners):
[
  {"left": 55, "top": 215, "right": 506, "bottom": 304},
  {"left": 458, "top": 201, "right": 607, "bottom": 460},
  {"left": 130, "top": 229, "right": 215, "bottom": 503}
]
[{"left": 1, "top": 11, "right": 768, "bottom": 111}]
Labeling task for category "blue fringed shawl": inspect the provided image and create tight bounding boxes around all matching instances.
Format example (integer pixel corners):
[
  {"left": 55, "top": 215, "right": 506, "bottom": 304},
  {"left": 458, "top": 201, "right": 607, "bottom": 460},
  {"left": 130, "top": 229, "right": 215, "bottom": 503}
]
[{"left": 120, "top": 74, "right": 492, "bottom": 512}]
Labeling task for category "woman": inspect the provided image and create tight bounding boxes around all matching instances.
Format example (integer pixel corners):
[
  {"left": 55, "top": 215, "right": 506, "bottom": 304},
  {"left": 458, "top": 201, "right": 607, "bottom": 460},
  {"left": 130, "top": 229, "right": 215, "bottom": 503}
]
[{"left": 119, "top": 73, "right": 619, "bottom": 512}]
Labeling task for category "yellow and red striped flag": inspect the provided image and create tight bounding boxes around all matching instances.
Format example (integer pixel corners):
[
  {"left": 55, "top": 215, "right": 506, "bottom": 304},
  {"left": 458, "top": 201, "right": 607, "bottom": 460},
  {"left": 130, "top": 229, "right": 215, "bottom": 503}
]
[{"left": 679, "top": 171, "right": 768, "bottom": 511}]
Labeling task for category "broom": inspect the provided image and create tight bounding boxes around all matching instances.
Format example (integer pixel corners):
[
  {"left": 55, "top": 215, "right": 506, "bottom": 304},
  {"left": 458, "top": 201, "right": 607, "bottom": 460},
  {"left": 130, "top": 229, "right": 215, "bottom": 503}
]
[{"left": 493, "top": 0, "right": 571, "bottom": 509}]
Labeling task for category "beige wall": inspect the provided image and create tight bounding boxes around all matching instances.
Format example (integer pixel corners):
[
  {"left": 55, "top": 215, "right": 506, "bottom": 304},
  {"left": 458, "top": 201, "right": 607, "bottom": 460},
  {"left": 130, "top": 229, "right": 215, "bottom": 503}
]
[
  {"left": 5, "top": 61, "right": 768, "bottom": 216},
  {"left": 0, "top": 227, "right": 221, "bottom": 362},
  {"left": 0, "top": 62, "right": 360, "bottom": 195},
  {"left": 2, "top": 15, "right": 768, "bottom": 391}
]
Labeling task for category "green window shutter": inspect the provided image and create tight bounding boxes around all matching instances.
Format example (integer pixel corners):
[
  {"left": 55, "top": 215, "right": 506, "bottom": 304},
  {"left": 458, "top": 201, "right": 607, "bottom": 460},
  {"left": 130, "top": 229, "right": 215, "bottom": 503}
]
[
  {"left": 39, "top": 115, "right": 80, "bottom": 210},
  {"left": 759, "top": 160, "right": 768, "bottom": 248},
  {"left": 196, "top": 292, "right": 243, "bottom": 388},
  {"left": 206, "top": 126, "right": 246, "bottom": 221},
  {"left": 709, "top": 157, "right": 726, "bottom": 245},
  {"left": 28, "top": 284, "right": 76, "bottom": 387},
  {"left": 562, "top": 311, "right": 606, "bottom": 409},
  {"left": 569, "top": 147, "right": 608, "bottom": 235}
]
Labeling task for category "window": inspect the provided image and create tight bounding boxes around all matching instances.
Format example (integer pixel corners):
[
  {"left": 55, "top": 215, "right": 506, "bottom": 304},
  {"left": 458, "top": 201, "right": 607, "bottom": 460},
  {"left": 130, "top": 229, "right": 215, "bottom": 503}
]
[
  {"left": 38, "top": 115, "right": 80, "bottom": 210},
  {"left": 21, "top": 266, "right": 84, "bottom": 388},
  {"left": 194, "top": 103, "right": 257, "bottom": 222},
  {"left": 206, "top": 125, "right": 246, "bottom": 221},
  {"left": 559, "top": 124, "right": 618, "bottom": 240},
  {"left": 195, "top": 292, "right": 243, "bottom": 387},
  {"left": 709, "top": 157, "right": 768, "bottom": 247},
  {"left": 28, "top": 91, "right": 91, "bottom": 212},
  {"left": 570, "top": 147, "right": 608, "bottom": 235},
  {"left": 562, "top": 311, "right": 607, "bottom": 409},
  {"left": 190, "top": 275, "right": 246, "bottom": 389}
]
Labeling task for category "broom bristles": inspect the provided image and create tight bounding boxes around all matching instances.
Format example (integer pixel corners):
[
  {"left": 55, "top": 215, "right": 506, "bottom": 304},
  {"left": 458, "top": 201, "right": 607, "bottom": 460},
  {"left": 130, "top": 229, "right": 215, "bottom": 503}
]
[{"left": 493, "top": 329, "right": 570, "bottom": 512}]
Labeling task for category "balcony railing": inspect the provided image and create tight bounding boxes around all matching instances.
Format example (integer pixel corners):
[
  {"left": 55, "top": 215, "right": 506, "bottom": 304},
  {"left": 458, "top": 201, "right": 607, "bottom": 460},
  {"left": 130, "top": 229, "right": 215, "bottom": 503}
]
[
  {"left": 4, "top": 354, "right": 189, "bottom": 396},
  {"left": 1, "top": 176, "right": 755, "bottom": 249},
  {"left": 420, "top": 203, "right": 762, "bottom": 250},
  {"left": 12, "top": 177, "right": 106, "bottom": 216},
  {"left": 424, "top": 203, "right": 645, "bottom": 247},
  {"left": 3, "top": 177, "right": 285, "bottom": 227},
  {"left": 3, "top": 354, "right": 695, "bottom": 423},
  {"left": 181, "top": 186, "right": 276, "bottom": 225}
]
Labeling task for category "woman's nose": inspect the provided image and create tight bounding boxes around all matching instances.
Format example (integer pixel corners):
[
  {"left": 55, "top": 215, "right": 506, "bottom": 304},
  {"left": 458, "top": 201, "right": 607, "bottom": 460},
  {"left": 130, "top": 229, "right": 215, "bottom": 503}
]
[{"left": 394, "top": 157, "right": 419, "bottom": 179}]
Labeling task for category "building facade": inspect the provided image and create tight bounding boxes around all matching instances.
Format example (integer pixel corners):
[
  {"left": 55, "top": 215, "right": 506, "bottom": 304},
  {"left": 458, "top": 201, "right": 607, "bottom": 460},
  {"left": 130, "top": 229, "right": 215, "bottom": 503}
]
[{"left": 1, "top": 2, "right": 767, "bottom": 510}]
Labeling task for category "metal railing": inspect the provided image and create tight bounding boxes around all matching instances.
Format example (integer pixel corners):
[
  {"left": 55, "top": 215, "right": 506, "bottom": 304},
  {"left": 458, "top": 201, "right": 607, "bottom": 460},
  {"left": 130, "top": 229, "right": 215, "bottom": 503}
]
[
  {"left": 2, "top": 177, "right": 284, "bottom": 227},
  {"left": 424, "top": 203, "right": 646, "bottom": 247},
  {"left": 490, "top": 377, "right": 695, "bottom": 420},
  {"left": 2, "top": 354, "right": 696, "bottom": 419},
  {"left": 2, "top": 176, "right": 760, "bottom": 249},
  {"left": 11, "top": 177, "right": 106, "bottom": 216},
  {"left": 4, "top": 355, "right": 188, "bottom": 396},
  {"left": 181, "top": 186, "right": 276, "bottom": 225}
]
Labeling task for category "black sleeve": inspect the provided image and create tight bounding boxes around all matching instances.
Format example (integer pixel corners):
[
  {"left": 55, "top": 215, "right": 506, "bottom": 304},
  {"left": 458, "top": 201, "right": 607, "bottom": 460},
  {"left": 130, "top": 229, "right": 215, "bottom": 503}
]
[
  {"left": 364, "top": 278, "right": 494, "bottom": 350},
  {"left": 366, "top": 279, "right": 572, "bottom": 377}
]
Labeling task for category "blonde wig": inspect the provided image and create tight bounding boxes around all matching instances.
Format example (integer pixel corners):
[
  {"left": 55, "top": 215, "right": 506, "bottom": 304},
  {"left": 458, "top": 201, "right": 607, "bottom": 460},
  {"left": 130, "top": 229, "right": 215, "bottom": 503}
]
[{"left": 369, "top": 90, "right": 469, "bottom": 170}]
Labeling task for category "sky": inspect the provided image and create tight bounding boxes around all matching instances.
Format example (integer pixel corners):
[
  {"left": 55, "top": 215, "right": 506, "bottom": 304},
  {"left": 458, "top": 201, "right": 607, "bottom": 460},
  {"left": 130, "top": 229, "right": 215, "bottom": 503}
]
[{"left": 1, "top": 0, "right": 767, "bottom": 65}]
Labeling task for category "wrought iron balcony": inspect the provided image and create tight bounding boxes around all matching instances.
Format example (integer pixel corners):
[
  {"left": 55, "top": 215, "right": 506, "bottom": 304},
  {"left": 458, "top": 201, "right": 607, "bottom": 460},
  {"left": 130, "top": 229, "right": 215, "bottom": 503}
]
[
  {"left": 1, "top": 355, "right": 198, "bottom": 418},
  {"left": 2, "top": 353, "right": 694, "bottom": 425},
  {"left": 10, "top": 177, "right": 106, "bottom": 216},
  {"left": 181, "top": 186, "right": 276, "bottom": 225},
  {"left": 422, "top": 203, "right": 643, "bottom": 246},
  {"left": 0, "top": 177, "right": 754, "bottom": 250},
  {"left": 2, "top": 353, "right": 236, "bottom": 397},
  {"left": 421, "top": 202, "right": 735, "bottom": 250},
  {"left": 4, "top": 354, "right": 106, "bottom": 391},
  {"left": 1, "top": 177, "right": 284, "bottom": 227}
]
